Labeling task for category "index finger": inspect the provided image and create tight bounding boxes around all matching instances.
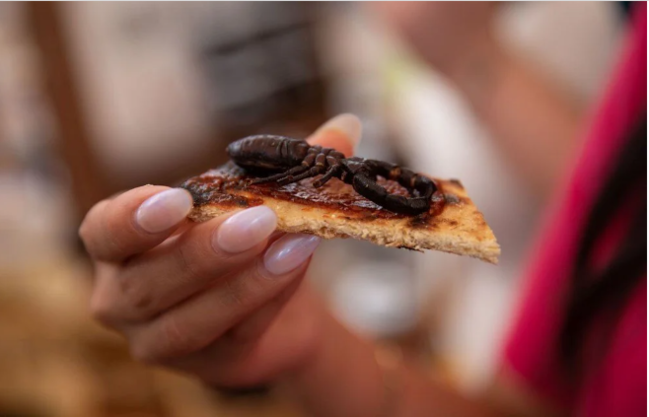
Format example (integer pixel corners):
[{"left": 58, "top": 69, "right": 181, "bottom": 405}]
[
  {"left": 80, "top": 114, "right": 362, "bottom": 263},
  {"left": 305, "top": 113, "right": 362, "bottom": 157}
]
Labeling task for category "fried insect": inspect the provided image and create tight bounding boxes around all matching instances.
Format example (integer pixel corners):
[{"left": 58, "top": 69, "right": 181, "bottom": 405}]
[{"left": 227, "top": 135, "right": 437, "bottom": 215}]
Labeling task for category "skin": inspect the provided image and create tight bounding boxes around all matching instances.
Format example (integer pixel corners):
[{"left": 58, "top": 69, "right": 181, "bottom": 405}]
[
  {"left": 372, "top": 2, "right": 585, "bottom": 199},
  {"left": 81, "top": 3, "right": 588, "bottom": 415},
  {"left": 81, "top": 121, "right": 564, "bottom": 416},
  {"left": 80, "top": 126, "right": 392, "bottom": 414},
  {"left": 80, "top": 127, "right": 355, "bottom": 388}
]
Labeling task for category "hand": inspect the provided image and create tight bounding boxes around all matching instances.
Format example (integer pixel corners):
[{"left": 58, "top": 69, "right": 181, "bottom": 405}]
[
  {"left": 371, "top": 2, "right": 500, "bottom": 77},
  {"left": 79, "top": 114, "right": 362, "bottom": 388}
]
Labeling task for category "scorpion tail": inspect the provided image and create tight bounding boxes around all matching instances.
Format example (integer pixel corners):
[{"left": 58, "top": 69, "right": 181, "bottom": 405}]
[
  {"left": 364, "top": 160, "right": 436, "bottom": 200},
  {"left": 352, "top": 173, "right": 430, "bottom": 215}
]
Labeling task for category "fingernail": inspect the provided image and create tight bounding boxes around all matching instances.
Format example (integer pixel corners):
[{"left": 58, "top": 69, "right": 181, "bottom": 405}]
[
  {"left": 263, "top": 234, "right": 320, "bottom": 276},
  {"left": 316, "top": 113, "right": 362, "bottom": 149},
  {"left": 215, "top": 206, "right": 277, "bottom": 253},
  {"left": 136, "top": 188, "right": 193, "bottom": 233}
]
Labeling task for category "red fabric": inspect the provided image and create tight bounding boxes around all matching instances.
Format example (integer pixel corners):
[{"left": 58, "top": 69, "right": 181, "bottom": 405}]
[{"left": 501, "top": 4, "right": 647, "bottom": 416}]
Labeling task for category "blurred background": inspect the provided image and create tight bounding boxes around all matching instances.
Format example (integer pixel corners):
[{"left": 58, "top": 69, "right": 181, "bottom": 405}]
[{"left": 0, "top": 2, "right": 628, "bottom": 416}]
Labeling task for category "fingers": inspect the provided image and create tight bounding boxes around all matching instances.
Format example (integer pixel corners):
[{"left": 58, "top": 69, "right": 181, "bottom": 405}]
[
  {"left": 80, "top": 186, "right": 194, "bottom": 262},
  {"left": 126, "top": 237, "right": 319, "bottom": 363},
  {"left": 93, "top": 206, "right": 278, "bottom": 323},
  {"left": 84, "top": 114, "right": 364, "bottom": 380},
  {"left": 306, "top": 113, "right": 362, "bottom": 157},
  {"left": 224, "top": 277, "right": 303, "bottom": 345},
  {"left": 80, "top": 113, "right": 360, "bottom": 265},
  {"left": 164, "top": 283, "right": 325, "bottom": 387}
]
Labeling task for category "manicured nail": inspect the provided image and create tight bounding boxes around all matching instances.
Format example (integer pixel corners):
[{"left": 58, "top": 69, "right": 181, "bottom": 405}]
[
  {"left": 263, "top": 234, "right": 321, "bottom": 276},
  {"left": 136, "top": 188, "right": 193, "bottom": 233},
  {"left": 315, "top": 113, "right": 362, "bottom": 149},
  {"left": 215, "top": 206, "right": 277, "bottom": 254}
]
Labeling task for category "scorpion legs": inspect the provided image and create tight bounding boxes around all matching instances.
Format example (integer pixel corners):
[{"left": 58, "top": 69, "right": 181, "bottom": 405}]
[
  {"left": 313, "top": 166, "right": 342, "bottom": 187},
  {"left": 252, "top": 147, "right": 334, "bottom": 186},
  {"left": 313, "top": 154, "right": 345, "bottom": 187},
  {"left": 279, "top": 166, "right": 324, "bottom": 185},
  {"left": 278, "top": 151, "right": 329, "bottom": 185},
  {"left": 251, "top": 164, "right": 308, "bottom": 184}
]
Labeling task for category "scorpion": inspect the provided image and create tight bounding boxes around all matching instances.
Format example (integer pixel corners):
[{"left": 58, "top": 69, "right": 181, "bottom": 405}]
[{"left": 227, "top": 135, "right": 437, "bottom": 215}]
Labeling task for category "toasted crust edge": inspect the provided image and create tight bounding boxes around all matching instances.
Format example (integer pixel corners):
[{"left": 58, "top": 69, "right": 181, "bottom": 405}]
[{"left": 188, "top": 193, "right": 501, "bottom": 264}]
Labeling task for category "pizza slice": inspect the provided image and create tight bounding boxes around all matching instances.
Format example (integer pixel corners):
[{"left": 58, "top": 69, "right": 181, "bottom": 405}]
[{"left": 181, "top": 162, "right": 500, "bottom": 264}]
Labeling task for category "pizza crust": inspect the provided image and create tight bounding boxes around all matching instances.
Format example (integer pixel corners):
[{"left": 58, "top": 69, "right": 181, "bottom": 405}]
[{"left": 181, "top": 164, "right": 500, "bottom": 264}]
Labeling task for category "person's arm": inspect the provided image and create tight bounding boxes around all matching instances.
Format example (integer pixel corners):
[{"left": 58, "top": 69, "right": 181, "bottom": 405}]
[
  {"left": 444, "top": 42, "right": 584, "bottom": 198},
  {"left": 79, "top": 113, "right": 561, "bottom": 417},
  {"left": 373, "top": 2, "right": 586, "bottom": 198},
  {"left": 274, "top": 288, "right": 563, "bottom": 417}
]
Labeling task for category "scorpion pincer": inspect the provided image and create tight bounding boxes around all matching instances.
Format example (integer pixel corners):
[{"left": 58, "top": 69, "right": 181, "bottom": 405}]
[{"left": 227, "top": 135, "right": 437, "bottom": 215}]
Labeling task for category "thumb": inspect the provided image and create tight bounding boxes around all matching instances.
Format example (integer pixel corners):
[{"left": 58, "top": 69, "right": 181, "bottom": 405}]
[{"left": 305, "top": 114, "right": 362, "bottom": 157}]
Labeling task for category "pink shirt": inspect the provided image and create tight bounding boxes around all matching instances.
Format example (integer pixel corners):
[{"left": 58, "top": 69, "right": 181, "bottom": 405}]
[{"left": 501, "top": 5, "right": 646, "bottom": 416}]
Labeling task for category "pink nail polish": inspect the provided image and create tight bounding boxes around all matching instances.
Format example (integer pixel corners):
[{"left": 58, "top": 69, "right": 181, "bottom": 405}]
[
  {"left": 263, "top": 234, "right": 320, "bottom": 276},
  {"left": 136, "top": 189, "right": 193, "bottom": 233},
  {"left": 215, "top": 206, "right": 277, "bottom": 253}
]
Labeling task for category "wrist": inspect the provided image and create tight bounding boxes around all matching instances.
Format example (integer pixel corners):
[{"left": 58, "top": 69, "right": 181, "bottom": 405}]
[{"left": 280, "top": 312, "right": 389, "bottom": 417}]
